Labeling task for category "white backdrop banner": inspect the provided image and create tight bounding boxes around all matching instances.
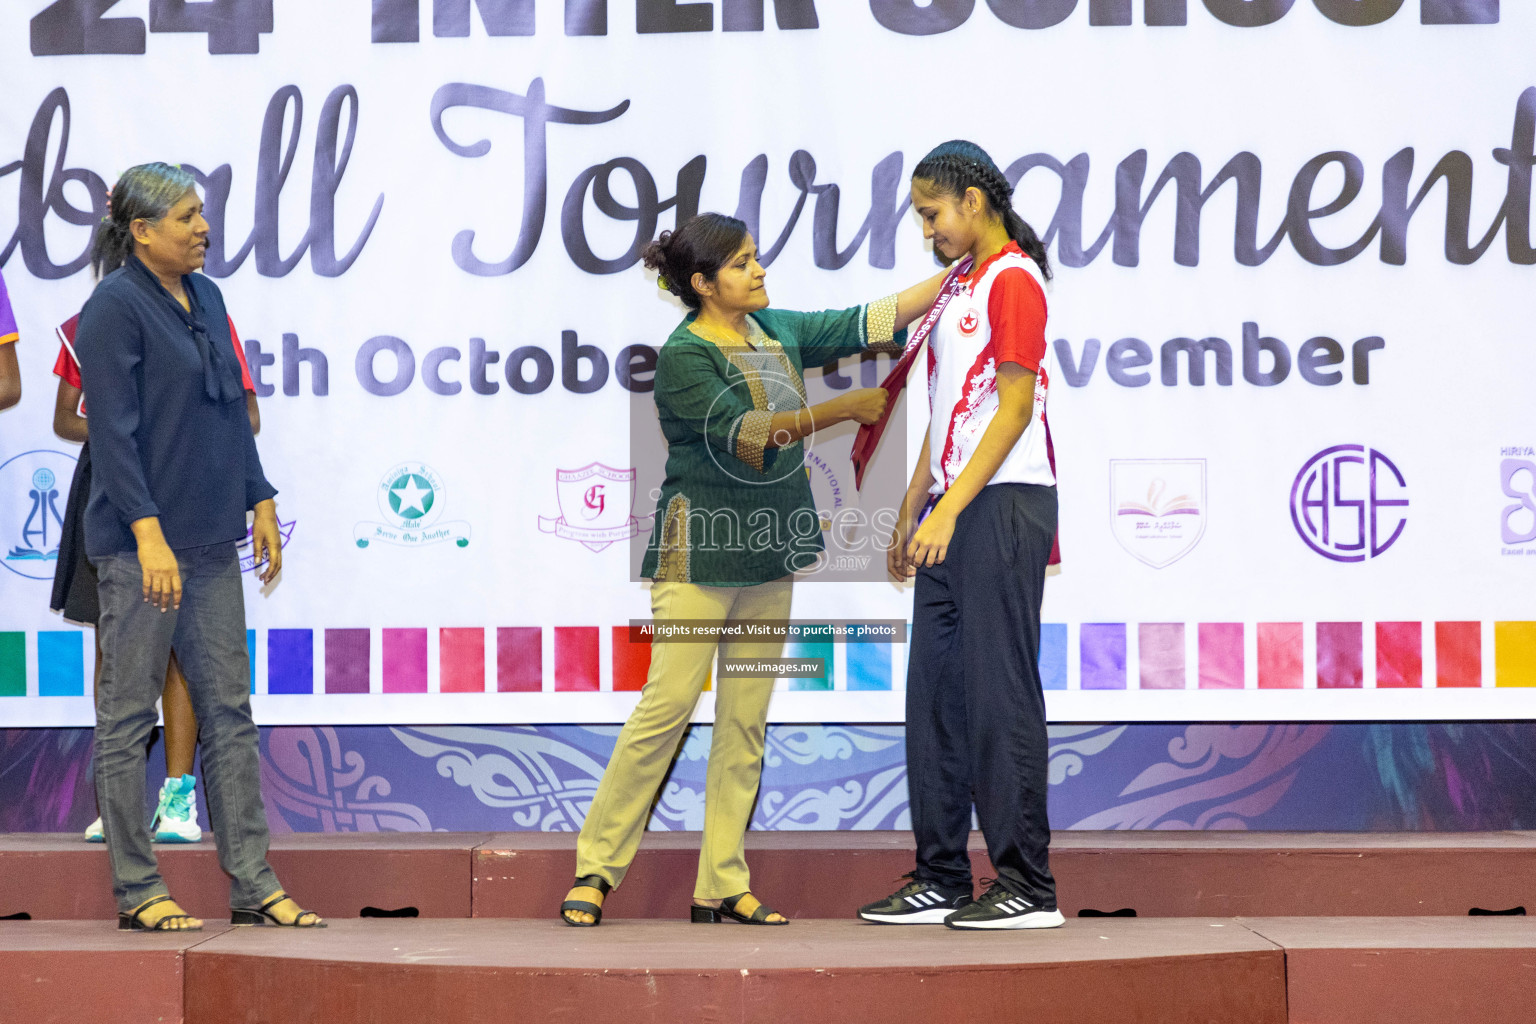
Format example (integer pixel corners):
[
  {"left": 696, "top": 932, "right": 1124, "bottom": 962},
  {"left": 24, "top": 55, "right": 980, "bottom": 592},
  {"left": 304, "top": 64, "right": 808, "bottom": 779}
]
[{"left": 1, "top": 0, "right": 1533, "bottom": 726}]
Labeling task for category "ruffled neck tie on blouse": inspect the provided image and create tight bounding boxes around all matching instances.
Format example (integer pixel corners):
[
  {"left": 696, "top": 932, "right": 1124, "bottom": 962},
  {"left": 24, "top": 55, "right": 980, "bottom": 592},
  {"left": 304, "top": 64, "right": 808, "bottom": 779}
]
[{"left": 129, "top": 256, "right": 242, "bottom": 404}]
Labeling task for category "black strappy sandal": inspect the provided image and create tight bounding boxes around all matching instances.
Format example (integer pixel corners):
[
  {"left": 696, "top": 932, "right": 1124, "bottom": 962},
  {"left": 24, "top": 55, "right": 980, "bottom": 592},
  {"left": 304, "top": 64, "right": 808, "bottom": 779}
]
[
  {"left": 119, "top": 894, "right": 203, "bottom": 932},
  {"left": 231, "top": 892, "right": 326, "bottom": 928},
  {"left": 560, "top": 875, "right": 611, "bottom": 927},
  {"left": 690, "top": 892, "right": 789, "bottom": 926}
]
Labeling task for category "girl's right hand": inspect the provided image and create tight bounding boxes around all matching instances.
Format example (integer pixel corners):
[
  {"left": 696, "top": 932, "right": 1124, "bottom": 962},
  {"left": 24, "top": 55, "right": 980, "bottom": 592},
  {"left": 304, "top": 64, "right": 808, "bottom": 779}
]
[{"left": 841, "top": 388, "right": 889, "bottom": 426}]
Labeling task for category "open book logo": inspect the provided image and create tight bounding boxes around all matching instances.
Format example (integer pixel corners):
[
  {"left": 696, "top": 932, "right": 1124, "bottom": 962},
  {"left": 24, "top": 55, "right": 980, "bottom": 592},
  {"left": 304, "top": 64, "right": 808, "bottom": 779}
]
[
  {"left": 1110, "top": 459, "right": 1207, "bottom": 569},
  {"left": 0, "top": 449, "right": 76, "bottom": 580}
]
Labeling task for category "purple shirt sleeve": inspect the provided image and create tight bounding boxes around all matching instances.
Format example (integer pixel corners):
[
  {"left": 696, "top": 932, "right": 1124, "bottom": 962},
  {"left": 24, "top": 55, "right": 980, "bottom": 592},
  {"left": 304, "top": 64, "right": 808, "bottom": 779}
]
[{"left": 0, "top": 269, "right": 19, "bottom": 345}]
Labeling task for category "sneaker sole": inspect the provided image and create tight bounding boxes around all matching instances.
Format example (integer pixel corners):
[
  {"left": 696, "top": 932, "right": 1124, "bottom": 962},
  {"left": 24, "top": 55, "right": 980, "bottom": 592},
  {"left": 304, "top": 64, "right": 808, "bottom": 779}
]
[
  {"left": 946, "top": 909, "right": 1066, "bottom": 931},
  {"left": 858, "top": 906, "right": 959, "bottom": 925},
  {"left": 153, "top": 832, "right": 203, "bottom": 843}
]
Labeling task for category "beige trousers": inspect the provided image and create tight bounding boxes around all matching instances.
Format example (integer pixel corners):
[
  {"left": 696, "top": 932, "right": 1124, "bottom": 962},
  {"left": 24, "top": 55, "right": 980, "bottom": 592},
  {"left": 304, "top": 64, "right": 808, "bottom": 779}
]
[{"left": 575, "top": 577, "right": 792, "bottom": 899}]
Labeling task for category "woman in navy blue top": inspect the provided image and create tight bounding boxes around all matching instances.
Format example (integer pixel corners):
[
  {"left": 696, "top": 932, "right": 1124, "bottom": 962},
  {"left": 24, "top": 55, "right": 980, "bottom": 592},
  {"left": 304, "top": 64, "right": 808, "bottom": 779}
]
[{"left": 74, "top": 162, "right": 320, "bottom": 931}]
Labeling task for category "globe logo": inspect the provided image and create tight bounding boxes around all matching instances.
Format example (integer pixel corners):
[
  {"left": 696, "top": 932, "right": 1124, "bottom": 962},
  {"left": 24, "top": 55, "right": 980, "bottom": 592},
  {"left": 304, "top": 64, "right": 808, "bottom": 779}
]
[{"left": 1290, "top": 445, "right": 1409, "bottom": 562}]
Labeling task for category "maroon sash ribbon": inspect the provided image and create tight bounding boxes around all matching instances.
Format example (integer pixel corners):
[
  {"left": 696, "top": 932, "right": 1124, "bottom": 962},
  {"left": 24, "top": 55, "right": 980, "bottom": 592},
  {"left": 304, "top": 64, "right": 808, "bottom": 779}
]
[{"left": 851, "top": 257, "right": 972, "bottom": 490}]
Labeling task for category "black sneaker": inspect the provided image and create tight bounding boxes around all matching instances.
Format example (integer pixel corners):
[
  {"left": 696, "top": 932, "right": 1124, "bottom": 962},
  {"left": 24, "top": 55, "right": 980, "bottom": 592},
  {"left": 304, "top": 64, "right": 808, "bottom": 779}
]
[
  {"left": 858, "top": 875, "right": 973, "bottom": 925},
  {"left": 943, "top": 880, "right": 1064, "bottom": 930}
]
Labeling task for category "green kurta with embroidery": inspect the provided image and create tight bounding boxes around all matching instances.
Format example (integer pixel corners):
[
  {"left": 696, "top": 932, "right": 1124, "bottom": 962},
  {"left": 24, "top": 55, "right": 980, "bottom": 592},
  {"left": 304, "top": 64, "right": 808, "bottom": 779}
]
[{"left": 641, "top": 297, "right": 905, "bottom": 586}]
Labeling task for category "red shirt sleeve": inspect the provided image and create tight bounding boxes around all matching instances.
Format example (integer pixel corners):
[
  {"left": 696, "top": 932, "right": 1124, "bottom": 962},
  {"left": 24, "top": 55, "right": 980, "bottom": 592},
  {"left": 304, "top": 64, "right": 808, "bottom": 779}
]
[
  {"left": 228, "top": 317, "right": 255, "bottom": 392},
  {"left": 987, "top": 266, "right": 1048, "bottom": 373},
  {"left": 53, "top": 316, "right": 83, "bottom": 390}
]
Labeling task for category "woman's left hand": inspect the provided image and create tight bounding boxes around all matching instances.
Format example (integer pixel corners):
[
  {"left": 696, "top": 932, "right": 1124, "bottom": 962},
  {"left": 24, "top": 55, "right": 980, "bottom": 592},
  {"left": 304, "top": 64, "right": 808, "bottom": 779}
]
[
  {"left": 906, "top": 506, "right": 955, "bottom": 568},
  {"left": 251, "top": 500, "right": 283, "bottom": 583}
]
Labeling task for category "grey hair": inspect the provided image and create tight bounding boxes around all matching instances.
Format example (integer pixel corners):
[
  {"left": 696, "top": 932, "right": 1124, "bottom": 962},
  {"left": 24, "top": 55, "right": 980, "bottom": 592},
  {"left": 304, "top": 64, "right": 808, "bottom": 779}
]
[{"left": 90, "top": 162, "right": 198, "bottom": 280}]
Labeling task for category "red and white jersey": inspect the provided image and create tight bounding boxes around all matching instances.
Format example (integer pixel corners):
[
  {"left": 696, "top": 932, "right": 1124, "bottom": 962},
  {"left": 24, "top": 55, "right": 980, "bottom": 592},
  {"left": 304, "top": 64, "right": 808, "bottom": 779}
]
[
  {"left": 53, "top": 312, "right": 253, "bottom": 417},
  {"left": 926, "top": 241, "right": 1053, "bottom": 494}
]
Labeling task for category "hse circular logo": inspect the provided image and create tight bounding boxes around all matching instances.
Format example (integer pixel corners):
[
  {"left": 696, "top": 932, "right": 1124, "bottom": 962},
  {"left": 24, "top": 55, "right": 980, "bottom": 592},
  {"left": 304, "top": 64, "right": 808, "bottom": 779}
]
[
  {"left": 957, "top": 308, "right": 981, "bottom": 337},
  {"left": 1290, "top": 445, "right": 1408, "bottom": 562}
]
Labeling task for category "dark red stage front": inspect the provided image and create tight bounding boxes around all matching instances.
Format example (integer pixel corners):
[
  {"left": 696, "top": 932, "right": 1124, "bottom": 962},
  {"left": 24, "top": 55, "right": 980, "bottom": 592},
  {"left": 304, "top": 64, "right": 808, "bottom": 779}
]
[{"left": 2, "top": 831, "right": 1532, "bottom": 1023}]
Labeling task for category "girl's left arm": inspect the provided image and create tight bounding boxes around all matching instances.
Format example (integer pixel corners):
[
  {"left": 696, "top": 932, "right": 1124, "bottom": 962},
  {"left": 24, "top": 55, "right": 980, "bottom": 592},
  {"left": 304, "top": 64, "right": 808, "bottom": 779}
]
[
  {"left": 905, "top": 363, "right": 1034, "bottom": 568},
  {"left": 0, "top": 344, "right": 19, "bottom": 410},
  {"left": 892, "top": 269, "right": 951, "bottom": 331}
]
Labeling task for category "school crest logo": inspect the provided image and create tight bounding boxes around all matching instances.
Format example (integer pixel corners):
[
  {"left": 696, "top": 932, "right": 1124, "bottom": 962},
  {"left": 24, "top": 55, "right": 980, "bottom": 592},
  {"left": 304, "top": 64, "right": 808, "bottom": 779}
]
[
  {"left": 0, "top": 449, "right": 75, "bottom": 580},
  {"left": 956, "top": 308, "right": 981, "bottom": 337},
  {"left": 355, "top": 462, "right": 471, "bottom": 549},
  {"left": 539, "top": 463, "right": 651, "bottom": 552},
  {"left": 1109, "top": 459, "right": 1207, "bottom": 568}
]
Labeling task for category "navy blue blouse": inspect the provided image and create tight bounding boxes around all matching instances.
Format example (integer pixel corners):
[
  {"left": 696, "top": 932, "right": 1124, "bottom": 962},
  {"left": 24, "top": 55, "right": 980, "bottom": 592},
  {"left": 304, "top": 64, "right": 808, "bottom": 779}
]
[{"left": 75, "top": 258, "right": 277, "bottom": 558}]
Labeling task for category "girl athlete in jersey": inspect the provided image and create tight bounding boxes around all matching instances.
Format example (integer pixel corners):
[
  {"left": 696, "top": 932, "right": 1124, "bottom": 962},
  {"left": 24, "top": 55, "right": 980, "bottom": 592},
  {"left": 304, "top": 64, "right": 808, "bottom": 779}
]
[{"left": 859, "top": 140, "right": 1064, "bottom": 930}]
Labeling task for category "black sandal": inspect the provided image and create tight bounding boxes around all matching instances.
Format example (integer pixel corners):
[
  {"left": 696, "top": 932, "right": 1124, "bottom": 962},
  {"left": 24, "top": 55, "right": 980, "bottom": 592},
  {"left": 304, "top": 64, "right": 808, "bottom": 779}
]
[
  {"left": 560, "top": 875, "right": 611, "bottom": 927},
  {"left": 118, "top": 894, "right": 203, "bottom": 932},
  {"left": 231, "top": 892, "right": 326, "bottom": 928},
  {"left": 690, "top": 892, "right": 789, "bottom": 925}
]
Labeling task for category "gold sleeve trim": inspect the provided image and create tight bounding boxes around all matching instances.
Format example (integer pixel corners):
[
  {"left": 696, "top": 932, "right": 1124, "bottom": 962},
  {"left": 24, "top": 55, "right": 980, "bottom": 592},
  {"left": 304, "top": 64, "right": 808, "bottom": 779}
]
[
  {"left": 865, "top": 294, "right": 902, "bottom": 353},
  {"left": 734, "top": 410, "right": 773, "bottom": 473}
]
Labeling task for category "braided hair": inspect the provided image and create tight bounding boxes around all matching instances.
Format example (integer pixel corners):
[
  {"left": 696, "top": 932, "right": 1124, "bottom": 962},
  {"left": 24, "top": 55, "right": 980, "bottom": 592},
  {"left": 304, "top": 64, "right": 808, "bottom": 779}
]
[
  {"left": 89, "top": 162, "right": 197, "bottom": 280},
  {"left": 912, "top": 141, "right": 1051, "bottom": 282}
]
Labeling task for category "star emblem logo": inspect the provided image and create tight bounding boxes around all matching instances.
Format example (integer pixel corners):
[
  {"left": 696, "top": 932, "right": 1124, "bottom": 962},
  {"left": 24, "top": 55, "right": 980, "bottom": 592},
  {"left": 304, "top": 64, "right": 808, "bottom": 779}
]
[
  {"left": 359, "top": 462, "right": 467, "bottom": 549},
  {"left": 388, "top": 473, "right": 435, "bottom": 520},
  {"left": 958, "top": 310, "right": 980, "bottom": 336}
]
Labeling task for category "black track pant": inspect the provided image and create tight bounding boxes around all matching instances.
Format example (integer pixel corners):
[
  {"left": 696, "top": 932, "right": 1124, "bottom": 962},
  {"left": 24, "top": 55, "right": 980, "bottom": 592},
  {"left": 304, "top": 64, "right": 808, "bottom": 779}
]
[{"left": 905, "top": 483, "right": 1058, "bottom": 906}]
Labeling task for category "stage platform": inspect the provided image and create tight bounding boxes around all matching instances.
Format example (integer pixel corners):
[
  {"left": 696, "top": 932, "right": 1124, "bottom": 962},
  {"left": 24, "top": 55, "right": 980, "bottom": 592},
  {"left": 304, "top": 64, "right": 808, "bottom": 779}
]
[
  {"left": 4, "top": 830, "right": 1531, "bottom": 921},
  {"left": 6, "top": 915, "right": 1534, "bottom": 1024}
]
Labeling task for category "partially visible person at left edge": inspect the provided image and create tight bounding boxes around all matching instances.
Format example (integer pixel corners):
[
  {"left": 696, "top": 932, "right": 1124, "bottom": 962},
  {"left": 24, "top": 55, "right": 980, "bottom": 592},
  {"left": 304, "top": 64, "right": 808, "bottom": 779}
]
[
  {"left": 0, "top": 267, "right": 21, "bottom": 410},
  {"left": 73, "top": 161, "right": 321, "bottom": 932}
]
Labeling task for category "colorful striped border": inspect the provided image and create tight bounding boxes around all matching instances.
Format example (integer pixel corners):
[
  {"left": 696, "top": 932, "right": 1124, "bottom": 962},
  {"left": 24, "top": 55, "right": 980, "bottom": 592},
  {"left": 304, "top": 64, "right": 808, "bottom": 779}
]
[{"left": 3, "top": 621, "right": 1534, "bottom": 696}]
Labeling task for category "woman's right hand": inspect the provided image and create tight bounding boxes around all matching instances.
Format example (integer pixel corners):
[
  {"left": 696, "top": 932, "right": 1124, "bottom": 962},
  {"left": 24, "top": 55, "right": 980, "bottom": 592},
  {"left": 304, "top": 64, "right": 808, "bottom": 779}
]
[
  {"left": 840, "top": 388, "right": 889, "bottom": 426},
  {"left": 137, "top": 535, "right": 182, "bottom": 612}
]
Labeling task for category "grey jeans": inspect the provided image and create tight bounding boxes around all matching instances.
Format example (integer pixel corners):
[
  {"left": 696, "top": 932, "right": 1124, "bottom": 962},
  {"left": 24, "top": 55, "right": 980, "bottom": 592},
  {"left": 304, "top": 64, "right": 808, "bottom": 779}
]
[{"left": 94, "top": 540, "right": 280, "bottom": 914}]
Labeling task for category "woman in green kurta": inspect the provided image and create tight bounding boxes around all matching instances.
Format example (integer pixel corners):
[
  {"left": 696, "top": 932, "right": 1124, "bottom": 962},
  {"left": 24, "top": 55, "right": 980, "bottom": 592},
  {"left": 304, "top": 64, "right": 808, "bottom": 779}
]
[{"left": 560, "top": 213, "right": 946, "bottom": 927}]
